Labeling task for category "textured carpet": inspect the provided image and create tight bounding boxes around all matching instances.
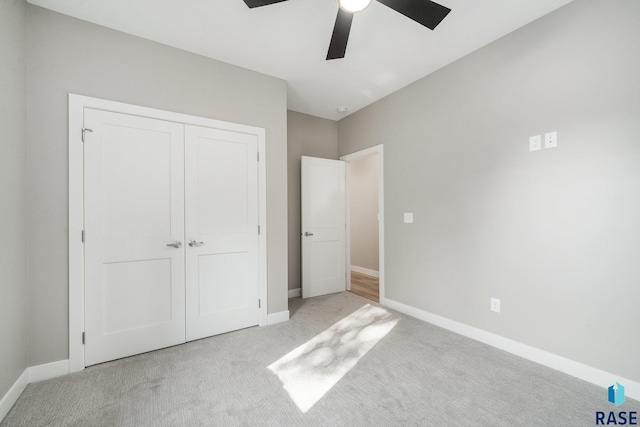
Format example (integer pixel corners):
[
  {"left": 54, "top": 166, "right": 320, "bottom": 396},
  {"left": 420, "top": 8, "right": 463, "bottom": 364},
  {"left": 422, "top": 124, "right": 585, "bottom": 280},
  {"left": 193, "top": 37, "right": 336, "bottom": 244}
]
[{"left": 2, "top": 292, "right": 638, "bottom": 426}]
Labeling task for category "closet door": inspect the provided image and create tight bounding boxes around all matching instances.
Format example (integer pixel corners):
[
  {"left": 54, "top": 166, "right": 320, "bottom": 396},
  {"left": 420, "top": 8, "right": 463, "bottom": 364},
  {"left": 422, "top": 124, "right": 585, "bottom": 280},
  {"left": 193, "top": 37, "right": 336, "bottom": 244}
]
[
  {"left": 185, "top": 125, "right": 260, "bottom": 341},
  {"left": 84, "top": 109, "right": 186, "bottom": 366}
]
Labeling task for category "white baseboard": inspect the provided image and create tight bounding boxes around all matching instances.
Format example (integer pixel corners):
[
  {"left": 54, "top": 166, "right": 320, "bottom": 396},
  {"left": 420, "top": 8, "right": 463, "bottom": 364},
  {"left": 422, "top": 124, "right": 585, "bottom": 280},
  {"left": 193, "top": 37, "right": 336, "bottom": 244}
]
[
  {"left": 0, "top": 370, "right": 28, "bottom": 422},
  {"left": 267, "top": 310, "right": 290, "bottom": 325},
  {"left": 350, "top": 265, "right": 379, "bottom": 278},
  {"left": 384, "top": 298, "right": 640, "bottom": 401},
  {"left": 28, "top": 360, "right": 70, "bottom": 384},
  {"left": 0, "top": 359, "right": 71, "bottom": 423},
  {"left": 288, "top": 288, "right": 301, "bottom": 298}
]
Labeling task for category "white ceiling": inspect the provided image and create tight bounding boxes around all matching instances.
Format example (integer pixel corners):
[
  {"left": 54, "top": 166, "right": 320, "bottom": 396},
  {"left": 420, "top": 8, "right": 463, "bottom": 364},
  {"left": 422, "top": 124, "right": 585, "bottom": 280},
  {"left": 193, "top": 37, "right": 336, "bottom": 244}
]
[{"left": 28, "top": 0, "right": 573, "bottom": 120}]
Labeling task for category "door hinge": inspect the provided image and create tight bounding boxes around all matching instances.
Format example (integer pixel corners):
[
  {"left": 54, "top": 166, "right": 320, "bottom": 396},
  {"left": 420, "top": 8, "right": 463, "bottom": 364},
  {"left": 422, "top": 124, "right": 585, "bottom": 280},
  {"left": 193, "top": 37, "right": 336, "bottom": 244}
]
[
  {"left": 81, "top": 230, "right": 85, "bottom": 243},
  {"left": 257, "top": 152, "right": 259, "bottom": 162},
  {"left": 82, "top": 331, "right": 85, "bottom": 345},
  {"left": 81, "top": 128, "right": 93, "bottom": 143},
  {"left": 258, "top": 299, "right": 261, "bottom": 309},
  {"left": 258, "top": 225, "right": 261, "bottom": 235}
]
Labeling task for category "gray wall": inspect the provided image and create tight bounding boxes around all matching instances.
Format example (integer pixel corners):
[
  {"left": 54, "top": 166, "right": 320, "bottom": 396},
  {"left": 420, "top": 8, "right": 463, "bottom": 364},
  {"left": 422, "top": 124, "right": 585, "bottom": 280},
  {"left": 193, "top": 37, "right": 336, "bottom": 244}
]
[
  {"left": 26, "top": 5, "right": 288, "bottom": 366},
  {"left": 349, "top": 154, "right": 379, "bottom": 272},
  {"left": 0, "top": 0, "right": 28, "bottom": 397},
  {"left": 338, "top": 0, "right": 640, "bottom": 382},
  {"left": 287, "top": 111, "right": 338, "bottom": 291}
]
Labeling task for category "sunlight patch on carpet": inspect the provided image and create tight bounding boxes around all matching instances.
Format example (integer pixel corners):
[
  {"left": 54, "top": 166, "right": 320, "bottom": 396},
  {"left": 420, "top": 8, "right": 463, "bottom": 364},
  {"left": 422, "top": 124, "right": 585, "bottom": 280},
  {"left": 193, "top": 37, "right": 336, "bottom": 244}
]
[{"left": 268, "top": 304, "right": 398, "bottom": 413}]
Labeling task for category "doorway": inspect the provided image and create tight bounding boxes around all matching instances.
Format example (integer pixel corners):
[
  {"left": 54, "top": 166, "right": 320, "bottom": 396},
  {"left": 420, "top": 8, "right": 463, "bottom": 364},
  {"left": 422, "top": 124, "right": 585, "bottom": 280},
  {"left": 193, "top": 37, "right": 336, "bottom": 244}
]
[{"left": 341, "top": 145, "right": 384, "bottom": 304}]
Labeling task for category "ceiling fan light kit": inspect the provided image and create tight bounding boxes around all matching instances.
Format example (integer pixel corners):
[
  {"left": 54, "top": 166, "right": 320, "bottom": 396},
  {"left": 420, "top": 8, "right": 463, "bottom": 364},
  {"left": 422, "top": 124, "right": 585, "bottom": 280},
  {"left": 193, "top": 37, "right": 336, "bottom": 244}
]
[
  {"left": 242, "top": 0, "right": 451, "bottom": 60},
  {"left": 338, "top": 0, "right": 373, "bottom": 13}
]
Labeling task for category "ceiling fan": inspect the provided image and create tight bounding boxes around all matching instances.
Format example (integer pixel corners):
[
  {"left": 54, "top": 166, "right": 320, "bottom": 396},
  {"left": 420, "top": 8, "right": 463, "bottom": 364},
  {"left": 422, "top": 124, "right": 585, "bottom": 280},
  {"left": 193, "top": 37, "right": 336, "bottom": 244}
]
[{"left": 242, "top": 0, "right": 451, "bottom": 60}]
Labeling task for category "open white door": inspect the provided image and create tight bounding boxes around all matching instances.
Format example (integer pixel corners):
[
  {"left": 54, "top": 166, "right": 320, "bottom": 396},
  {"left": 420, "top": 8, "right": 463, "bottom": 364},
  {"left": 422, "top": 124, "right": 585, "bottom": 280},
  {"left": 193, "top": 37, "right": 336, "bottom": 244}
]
[
  {"left": 185, "top": 125, "right": 260, "bottom": 341},
  {"left": 84, "top": 109, "right": 186, "bottom": 366},
  {"left": 301, "top": 156, "right": 346, "bottom": 298}
]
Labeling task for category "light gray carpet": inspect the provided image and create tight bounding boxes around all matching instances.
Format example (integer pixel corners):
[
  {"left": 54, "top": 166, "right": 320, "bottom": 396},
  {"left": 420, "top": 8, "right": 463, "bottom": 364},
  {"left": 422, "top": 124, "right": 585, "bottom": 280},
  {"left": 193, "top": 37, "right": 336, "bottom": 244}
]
[{"left": 3, "top": 292, "right": 638, "bottom": 426}]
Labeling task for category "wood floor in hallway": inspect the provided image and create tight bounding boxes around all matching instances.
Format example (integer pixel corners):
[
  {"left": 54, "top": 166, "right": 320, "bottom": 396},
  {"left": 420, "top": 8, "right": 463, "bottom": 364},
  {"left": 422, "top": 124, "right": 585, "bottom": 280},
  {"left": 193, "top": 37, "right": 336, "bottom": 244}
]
[{"left": 349, "top": 271, "right": 379, "bottom": 302}]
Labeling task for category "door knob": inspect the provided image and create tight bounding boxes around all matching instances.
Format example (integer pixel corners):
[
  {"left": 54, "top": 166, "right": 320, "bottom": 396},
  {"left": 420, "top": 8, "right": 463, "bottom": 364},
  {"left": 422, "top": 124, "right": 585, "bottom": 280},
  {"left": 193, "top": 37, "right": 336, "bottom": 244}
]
[
  {"left": 188, "top": 240, "right": 205, "bottom": 247},
  {"left": 166, "top": 240, "right": 182, "bottom": 248},
  {"left": 304, "top": 232, "right": 314, "bottom": 237}
]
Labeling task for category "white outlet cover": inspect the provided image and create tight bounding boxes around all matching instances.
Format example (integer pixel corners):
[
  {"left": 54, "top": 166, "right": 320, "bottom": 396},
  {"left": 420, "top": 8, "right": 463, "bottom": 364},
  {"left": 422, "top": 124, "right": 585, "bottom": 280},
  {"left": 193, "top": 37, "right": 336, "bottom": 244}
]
[
  {"left": 529, "top": 135, "right": 542, "bottom": 151},
  {"left": 491, "top": 298, "right": 501, "bottom": 313},
  {"left": 404, "top": 213, "right": 413, "bottom": 223},
  {"left": 544, "top": 131, "right": 557, "bottom": 148}
]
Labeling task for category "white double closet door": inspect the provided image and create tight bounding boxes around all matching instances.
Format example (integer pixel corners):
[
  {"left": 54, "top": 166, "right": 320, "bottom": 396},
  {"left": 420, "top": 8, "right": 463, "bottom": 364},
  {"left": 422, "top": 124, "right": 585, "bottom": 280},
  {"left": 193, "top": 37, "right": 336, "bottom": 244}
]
[{"left": 84, "top": 109, "right": 259, "bottom": 366}]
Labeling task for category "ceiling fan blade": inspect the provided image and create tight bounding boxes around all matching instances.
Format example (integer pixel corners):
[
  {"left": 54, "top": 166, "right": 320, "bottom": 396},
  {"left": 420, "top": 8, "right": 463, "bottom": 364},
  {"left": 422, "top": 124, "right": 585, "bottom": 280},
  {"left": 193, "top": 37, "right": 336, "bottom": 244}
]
[
  {"left": 243, "top": 0, "right": 288, "bottom": 8},
  {"left": 326, "top": 9, "right": 354, "bottom": 60},
  {"left": 376, "top": 0, "right": 451, "bottom": 30}
]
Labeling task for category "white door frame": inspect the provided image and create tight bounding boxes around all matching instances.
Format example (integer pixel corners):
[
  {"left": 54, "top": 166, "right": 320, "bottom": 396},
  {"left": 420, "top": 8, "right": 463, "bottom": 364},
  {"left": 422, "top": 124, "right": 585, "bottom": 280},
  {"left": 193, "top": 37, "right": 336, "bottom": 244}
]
[
  {"left": 340, "top": 145, "right": 385, "bottom": 304},
  {"left": 68, "top": 94, "right": 268, "bottom": 373}
]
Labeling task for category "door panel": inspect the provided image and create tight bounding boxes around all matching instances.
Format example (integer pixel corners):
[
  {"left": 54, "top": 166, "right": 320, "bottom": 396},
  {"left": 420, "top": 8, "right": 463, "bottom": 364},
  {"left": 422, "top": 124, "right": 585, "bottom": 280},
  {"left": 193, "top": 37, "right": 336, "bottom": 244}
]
[
  {"left": 84, "top": 108, "right": 186, "bottom": 366},
  {"left": 301, "top": 156, "right": 346, "bottom": 298},
  {"left": 101, "top": 125, "right": 172, "bottom": 238},
  {"left": 102, "top": 259, "right": 172, "bottom": 334},
  {"left": 196, "top": 140, "right": 250, "bottom": 234},
  {"left": 198, "top": 252, "right": 250, "bottom": 317},
  {"left": 185, "top": 125, "right": 259, "bottom": 341}
]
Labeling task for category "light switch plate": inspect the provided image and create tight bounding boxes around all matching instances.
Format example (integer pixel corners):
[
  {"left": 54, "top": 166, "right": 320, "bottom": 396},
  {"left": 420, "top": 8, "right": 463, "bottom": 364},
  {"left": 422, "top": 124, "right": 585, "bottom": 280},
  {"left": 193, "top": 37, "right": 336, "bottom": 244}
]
[
  {"left": 544, "top": 131, "right": 557, "bottom": 149},
  {"left": 404, "top": 213, "right": 413, "bottom": 223},
  {"left": 529, "top": 135, "right": 541, "bottom": 151}
]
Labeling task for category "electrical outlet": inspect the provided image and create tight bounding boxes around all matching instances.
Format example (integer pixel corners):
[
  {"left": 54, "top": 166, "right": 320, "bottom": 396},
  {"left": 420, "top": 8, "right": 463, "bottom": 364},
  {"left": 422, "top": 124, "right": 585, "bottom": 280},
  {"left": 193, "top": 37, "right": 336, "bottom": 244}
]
[
  {"left": 544, "top": 131, "right": 557, "bottom": 149},
  {"left": 404, "top": 213, "right": 413, "bottom": 223},
  {"left": 491, "top": 298, "right": 501, "bottom": 313},
  {"left": 529, "top": 135, "right": 541, "bottom": 152}
]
